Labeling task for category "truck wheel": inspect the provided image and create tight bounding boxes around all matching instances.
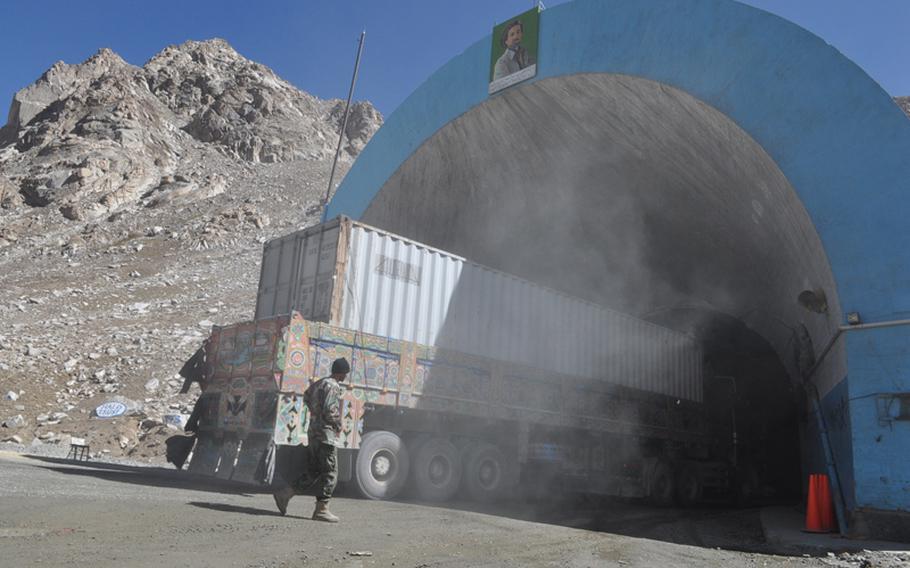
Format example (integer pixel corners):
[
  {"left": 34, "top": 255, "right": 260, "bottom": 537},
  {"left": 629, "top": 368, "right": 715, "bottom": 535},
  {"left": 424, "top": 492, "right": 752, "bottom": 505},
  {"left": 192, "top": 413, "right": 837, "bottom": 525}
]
[
  {"left": 463, "top": 443, "right": 509, "bottom": 502},
  {"left": 404, "top": 432, "right": 432, "bottom": 456},
  {"left": 648, "top": 460, "right": 676, "bottom": 506},
  {"left": 413, "top": 437, "right": 462, "bottom": 502},
  {"left": 354, "top": 431, "right": 410, "bottom": 500},
  {"left": 675, "top": 464, "right": 703, "bottom": 507}
]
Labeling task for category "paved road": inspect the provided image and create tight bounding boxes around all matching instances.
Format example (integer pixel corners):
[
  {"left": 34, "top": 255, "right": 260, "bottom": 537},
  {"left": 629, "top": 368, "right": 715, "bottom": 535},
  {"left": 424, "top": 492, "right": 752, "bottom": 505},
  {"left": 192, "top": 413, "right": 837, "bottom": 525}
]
[{"left": 0, "top": 451, "right": 831, "bottom": 567}]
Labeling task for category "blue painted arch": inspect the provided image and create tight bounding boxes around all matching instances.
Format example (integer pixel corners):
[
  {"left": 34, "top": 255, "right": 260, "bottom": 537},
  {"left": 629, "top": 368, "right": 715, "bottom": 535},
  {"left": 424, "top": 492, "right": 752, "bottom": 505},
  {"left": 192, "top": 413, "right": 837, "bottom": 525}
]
[{"left": 328, "top": 0, "right": 910, "bottom": 521}]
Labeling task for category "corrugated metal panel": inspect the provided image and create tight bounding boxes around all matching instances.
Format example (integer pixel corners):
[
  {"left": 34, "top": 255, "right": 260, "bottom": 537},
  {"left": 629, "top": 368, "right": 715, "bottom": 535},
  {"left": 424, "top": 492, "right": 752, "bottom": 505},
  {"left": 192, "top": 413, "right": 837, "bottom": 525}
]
[
  {"left": 255, "top": 219, "right": 342, "bottom": 321},
  {"left": 340, "top": 223, "right": 465, "bottom": 348},
  {"left": 331, "top": 221, "right": 703, "bottom": 402},
  {"left": 257, "top": 218, "right": 703, "bottom": 401}
]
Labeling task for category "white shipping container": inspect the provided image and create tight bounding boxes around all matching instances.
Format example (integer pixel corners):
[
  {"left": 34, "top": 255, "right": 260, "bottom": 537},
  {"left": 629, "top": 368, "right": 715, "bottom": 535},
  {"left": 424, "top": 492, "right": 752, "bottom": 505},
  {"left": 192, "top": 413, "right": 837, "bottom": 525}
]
[{"left": 256, "top": 217, "right": 703, "bottom": 402}]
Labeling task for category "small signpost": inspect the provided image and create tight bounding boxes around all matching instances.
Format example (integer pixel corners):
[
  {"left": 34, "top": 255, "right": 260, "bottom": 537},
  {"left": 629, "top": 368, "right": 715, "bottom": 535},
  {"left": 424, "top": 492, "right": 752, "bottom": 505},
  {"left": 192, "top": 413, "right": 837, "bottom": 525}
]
[{"left": 67, "top": 437, "right": 89, "bottom": 461}]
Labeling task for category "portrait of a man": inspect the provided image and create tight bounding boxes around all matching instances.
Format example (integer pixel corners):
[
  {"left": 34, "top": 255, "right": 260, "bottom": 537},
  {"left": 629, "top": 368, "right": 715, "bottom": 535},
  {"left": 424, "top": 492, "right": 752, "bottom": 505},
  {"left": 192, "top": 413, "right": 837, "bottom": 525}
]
[
  {"left": 493, "top": 19, "right": 535, "bottom": 81},
  {"left": 489, "top": 8, "right": 539, "bottom": 94}
]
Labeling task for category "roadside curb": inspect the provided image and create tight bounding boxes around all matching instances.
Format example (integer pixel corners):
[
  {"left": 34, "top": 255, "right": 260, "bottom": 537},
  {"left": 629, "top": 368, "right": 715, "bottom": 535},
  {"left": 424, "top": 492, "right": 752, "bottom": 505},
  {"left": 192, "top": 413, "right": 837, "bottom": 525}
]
[{"left": 760, "top": 506, "right": 909, "bottom": 556}]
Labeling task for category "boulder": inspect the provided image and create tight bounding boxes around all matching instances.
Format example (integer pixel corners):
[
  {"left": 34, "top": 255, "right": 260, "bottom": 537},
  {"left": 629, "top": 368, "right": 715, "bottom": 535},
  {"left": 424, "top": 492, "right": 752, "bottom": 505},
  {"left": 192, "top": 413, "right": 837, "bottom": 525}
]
[{"left": 2, "top": 415, "right": 26, "bottom": 428}]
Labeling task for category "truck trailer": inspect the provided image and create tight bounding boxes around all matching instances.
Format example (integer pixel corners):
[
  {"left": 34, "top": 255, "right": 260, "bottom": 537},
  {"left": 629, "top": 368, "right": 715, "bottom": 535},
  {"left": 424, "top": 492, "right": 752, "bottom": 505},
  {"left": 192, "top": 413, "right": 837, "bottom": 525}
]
[{"left": 176, "top": 217, "right": 748, "bottom": 505}]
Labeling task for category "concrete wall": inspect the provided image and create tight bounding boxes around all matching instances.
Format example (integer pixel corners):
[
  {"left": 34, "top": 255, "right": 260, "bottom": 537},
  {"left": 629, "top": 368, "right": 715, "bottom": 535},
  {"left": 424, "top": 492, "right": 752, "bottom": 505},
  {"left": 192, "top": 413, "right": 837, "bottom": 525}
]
[
  {"left": 846, "top": 326, "right": 910, "bottom": 511},
  {"left": 327, "top": 0, "right": 910, "bottom": 523}
]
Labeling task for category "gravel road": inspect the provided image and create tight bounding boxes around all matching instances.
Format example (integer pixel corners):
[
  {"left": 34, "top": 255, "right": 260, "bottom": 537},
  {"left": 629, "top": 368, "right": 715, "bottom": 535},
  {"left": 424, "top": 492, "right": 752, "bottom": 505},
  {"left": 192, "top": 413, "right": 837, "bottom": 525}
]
[{"left": 0, "top": 450, "right": 847, "bottom": 568}]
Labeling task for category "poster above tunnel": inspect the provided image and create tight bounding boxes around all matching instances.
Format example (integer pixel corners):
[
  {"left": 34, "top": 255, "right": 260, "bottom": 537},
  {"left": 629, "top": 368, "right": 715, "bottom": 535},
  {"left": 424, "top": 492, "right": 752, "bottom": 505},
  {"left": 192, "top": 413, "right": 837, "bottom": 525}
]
[{"left": 489, "top": 7, "right": 539, "bottom": 94}]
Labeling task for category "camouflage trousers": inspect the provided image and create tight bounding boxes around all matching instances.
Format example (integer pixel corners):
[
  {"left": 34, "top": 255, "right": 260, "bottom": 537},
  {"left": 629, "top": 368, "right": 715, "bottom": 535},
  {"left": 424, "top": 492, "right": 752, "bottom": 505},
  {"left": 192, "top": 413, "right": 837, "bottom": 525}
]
[{"left": 292, "top": 442, "right": 337, "bottom": 502}]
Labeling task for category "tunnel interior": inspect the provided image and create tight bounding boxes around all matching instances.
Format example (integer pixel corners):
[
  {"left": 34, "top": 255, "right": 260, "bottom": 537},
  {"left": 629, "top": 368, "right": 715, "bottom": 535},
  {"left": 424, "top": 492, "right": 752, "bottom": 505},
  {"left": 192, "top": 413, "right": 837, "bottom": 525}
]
[
  {"left": 360, "top": 73, "right": 840, "bottom": 501},
  {"left": 652, "top": 307, "right": 803, "bottom": 501}
]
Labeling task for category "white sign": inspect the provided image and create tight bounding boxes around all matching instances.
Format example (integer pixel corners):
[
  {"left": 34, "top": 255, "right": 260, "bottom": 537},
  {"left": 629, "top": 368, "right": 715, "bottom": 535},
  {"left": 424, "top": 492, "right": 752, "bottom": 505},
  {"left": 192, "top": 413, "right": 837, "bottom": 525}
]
[
  {"left": 489, "top": 65, "right": 537, "bottom": 95},
  {"left": 164, "top": 414, "right": 188, "bottom": 429},
  {"left": 94, "top": 401, "right": 127, "bottom": 418}
]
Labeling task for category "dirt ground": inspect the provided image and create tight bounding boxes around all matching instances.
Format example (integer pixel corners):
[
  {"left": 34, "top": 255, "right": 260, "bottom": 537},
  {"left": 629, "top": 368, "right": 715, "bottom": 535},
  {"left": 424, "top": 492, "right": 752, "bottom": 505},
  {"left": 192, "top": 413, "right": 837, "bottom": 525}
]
[{"left": 0, "top": 450, "right": 854, "bottom": 568}]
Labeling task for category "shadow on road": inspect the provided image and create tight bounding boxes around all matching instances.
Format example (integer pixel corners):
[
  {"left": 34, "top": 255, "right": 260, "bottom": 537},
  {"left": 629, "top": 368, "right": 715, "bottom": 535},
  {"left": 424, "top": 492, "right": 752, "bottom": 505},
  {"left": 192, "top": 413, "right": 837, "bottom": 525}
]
[
  {"left": 25, "top": 455, "right": 258, "bottom": 497},
  {"left": 396, "top": 494, "right": 784, "bottom": 556},
  {"left": 187, "top": 500, "right": 308, "bottom": 520}
]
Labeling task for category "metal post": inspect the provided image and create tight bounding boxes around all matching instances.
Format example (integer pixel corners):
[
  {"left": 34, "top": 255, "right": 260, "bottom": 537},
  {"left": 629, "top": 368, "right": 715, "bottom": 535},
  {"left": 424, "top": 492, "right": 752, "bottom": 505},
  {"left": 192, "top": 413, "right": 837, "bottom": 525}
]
[{"left": 322, "top": 30, "right": 366, "bottom": 222}]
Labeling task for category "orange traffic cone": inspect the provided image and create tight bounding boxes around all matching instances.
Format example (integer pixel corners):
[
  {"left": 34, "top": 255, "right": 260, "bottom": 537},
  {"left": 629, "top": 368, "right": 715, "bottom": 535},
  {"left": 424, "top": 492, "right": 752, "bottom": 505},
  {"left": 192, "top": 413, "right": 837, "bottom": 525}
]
[{"left": 805, "top": 473, "right": 836, "bottom": 533}]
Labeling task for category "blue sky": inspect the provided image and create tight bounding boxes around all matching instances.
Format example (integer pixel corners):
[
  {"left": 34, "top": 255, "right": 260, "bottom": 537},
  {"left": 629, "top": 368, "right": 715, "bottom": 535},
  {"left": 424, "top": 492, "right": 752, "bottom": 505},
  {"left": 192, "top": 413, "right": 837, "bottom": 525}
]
[{"left": 1, "top": 1, "right": 908, "bottom": 119}]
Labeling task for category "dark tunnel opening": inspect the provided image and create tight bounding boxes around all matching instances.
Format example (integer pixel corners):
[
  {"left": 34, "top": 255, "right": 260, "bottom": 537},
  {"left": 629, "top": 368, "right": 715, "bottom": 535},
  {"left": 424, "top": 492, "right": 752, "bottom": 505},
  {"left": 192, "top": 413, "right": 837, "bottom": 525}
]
[{"left": 645, "top": 308, "right": 804, "bottom": 504}]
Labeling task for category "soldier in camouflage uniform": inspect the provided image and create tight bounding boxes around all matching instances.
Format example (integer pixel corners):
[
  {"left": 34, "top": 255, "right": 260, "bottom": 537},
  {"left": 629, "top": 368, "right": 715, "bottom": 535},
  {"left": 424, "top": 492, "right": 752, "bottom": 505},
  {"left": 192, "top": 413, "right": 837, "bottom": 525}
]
[{"left": 273, "top": 357, "right": 349, "bottom": 522}]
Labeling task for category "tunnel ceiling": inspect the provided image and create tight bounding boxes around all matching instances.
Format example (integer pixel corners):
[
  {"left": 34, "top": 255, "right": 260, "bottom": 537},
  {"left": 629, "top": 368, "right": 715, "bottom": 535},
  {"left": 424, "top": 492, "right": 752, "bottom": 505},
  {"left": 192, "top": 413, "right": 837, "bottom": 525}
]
[{"left": 361, "top": 73, "right": 840, "bottom": 376}]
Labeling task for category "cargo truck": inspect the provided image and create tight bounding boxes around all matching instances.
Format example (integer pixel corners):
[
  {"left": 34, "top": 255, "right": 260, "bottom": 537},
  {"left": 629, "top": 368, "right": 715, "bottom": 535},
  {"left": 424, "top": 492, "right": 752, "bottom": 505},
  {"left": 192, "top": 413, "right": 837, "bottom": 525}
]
[{"left": 175, "top": 217, "right": 751, "bottom": 505}]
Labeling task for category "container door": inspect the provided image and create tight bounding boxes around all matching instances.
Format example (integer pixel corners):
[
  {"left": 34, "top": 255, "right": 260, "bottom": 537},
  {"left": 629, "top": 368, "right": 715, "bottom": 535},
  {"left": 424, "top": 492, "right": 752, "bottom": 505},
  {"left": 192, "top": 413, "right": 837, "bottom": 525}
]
[
  {"left": 294, "top": 226, "right": 341, "bottom": 322},
  {"left": 256, "top": 220, "right": 342, "bottom": 320}
]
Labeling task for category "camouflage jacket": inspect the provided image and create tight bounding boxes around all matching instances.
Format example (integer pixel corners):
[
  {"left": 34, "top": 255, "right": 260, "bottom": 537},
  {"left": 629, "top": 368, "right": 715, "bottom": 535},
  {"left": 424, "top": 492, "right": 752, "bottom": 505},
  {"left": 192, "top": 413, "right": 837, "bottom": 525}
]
[{"left": 303, "top": 377, "right": 344, "bottom": 447}]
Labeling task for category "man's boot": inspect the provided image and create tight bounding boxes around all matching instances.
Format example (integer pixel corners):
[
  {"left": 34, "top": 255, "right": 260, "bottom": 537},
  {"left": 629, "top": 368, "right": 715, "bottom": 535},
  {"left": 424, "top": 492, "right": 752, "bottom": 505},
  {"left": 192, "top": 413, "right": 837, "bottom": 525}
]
[
  {"left": 312, "top": 500, "right": 340, "bottom": 523},
  {"left": 272, "top": 484, "right": 295, "bottom": 516}
]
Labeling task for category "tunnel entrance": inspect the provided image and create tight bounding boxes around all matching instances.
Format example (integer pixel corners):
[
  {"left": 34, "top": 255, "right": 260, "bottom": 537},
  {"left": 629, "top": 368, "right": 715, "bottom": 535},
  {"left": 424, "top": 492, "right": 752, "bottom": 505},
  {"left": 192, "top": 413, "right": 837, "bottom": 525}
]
[
  {"left": 360, "top": 73, "right": 836, "bottom": 508},
  {"left": 647, "top": 307, "right": 804, "bottom": 503}
]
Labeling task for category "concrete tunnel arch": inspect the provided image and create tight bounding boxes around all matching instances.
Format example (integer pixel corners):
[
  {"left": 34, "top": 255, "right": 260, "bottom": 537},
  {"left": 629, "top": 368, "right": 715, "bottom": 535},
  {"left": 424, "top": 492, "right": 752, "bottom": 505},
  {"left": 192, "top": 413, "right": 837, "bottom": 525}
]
[{"left": 326, "top": 0, "right": 910, "bottom": 534}]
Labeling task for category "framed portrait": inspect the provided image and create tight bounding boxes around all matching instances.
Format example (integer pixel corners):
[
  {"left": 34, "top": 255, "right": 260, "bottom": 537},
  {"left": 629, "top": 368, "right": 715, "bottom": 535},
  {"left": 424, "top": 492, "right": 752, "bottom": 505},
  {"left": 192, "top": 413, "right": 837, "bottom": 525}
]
[{"left": 489, "top": 7, "right": 540, "bottom": 94}]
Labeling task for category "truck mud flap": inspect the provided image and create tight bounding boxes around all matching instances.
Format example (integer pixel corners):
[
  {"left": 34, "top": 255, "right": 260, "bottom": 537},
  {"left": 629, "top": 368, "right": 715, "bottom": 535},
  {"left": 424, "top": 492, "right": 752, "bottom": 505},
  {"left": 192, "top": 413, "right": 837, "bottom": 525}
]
[
  {"left": 214, "top": 435, "right": 240, "bottom": 480},
  {"left": 188, "top": 434, "right": 220, "bottom": 476},
  {"left": 231, "top": 434, "right": 271, "bottom": 484},
  {"left": 337, "top": 447, "right": 354, "bottom": 483},
  {"left": 165, "top": 434, "right": 196, "bottom": 470},
  {"left": 273, "top": 444, "right": 308, "bottom": 486}
]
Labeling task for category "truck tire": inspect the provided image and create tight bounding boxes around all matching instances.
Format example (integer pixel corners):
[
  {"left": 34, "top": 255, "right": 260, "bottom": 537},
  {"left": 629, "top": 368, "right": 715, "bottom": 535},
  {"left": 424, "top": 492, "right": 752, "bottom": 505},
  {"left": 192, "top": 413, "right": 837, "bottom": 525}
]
[
  {"left": 462, "top": 443, "right": 509, "bottom": 502},
  {"left": 354, "top": 431, "right": 410, "bottom": 500},
  {"left": 675, "top": 464, "right": 703, "bottom": 507},
  {"left": 404, "top": 432, "right": 432, "bottom": 456},
  {"left": 413, "top": 437, "right": 462, "bottom": 502},
  {"left": 648, "top": 460, "right": 676, "bottom": 506}
]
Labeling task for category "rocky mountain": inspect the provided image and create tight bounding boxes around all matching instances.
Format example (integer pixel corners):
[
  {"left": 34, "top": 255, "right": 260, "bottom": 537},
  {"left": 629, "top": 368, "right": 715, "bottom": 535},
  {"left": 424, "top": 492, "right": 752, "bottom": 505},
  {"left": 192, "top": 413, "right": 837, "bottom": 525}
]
[
  {"left": 897, "top": 96, "right": 910, "bottom": 119},
  {"left": 1, "top": 39, "right": 380, "bottom": 222},
  {"left": 0, "top": 39, "right": 381, "bottom": 460}
]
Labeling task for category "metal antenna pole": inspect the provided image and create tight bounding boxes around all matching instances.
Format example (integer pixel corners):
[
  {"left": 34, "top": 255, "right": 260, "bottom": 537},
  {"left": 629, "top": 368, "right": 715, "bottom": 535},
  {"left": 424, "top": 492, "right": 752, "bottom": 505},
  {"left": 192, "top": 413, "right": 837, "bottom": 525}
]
[{"left": 322, "top": 30, "right": 366, "bottom": 222}]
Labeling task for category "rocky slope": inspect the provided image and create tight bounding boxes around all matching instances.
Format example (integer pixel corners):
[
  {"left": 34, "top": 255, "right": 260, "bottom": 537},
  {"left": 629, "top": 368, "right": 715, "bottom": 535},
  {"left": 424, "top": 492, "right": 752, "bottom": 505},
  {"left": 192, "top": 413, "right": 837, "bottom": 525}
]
[
  {"left": 0, "top": 39, "right": 381, "bottom": 460},
  {"left": 896, "top": 96, "right": 910, "bottom": 118}
]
